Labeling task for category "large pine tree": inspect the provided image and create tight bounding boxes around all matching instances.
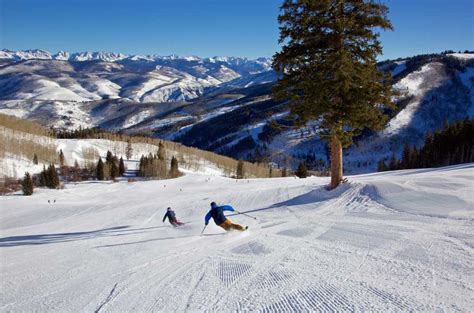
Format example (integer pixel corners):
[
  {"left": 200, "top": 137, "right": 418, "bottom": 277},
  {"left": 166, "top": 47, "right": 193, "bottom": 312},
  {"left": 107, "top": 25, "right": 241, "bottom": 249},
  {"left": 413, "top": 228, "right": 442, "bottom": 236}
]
[{"left": 273, "top": 0, "right": 394, "bottom": 188}]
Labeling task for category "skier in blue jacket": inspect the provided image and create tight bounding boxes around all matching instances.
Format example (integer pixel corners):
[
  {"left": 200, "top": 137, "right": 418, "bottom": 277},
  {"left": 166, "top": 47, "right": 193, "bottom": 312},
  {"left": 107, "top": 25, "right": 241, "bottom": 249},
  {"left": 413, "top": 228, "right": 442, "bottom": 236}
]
[
  {"left": 204, "top": 202, "right": 247, "bottom": 231},
  {"left": 163, "top": 207, "right": 184, "bottom": 227}
]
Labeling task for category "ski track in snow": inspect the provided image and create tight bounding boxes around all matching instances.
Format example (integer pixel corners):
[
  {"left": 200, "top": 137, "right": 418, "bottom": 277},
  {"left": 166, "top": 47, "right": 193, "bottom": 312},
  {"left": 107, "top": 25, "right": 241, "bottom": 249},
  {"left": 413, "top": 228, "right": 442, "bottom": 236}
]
[{"left": 0, "top": 165, "right": 473, "bottom": 311}]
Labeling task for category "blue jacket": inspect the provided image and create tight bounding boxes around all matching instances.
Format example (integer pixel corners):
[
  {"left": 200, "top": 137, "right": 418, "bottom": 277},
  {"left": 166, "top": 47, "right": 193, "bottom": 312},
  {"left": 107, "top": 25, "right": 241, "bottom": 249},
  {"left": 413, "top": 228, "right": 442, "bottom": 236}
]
[
  {"left": 205, "top": 204, "right": 234, "bottom": 226},
  {"left": 163, "top": 210, "right": 177, "bottom": 223}
]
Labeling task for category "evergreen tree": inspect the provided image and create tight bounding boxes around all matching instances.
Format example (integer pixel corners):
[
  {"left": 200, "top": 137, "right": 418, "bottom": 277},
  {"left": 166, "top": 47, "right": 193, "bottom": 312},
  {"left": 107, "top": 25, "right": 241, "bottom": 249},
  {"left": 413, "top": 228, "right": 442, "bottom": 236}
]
[
  {"left": 22, "top": 172, "right": 34, "bottom": 195},
  {"left": 414, "top": 119, "right": 472, "bottom": 168},
  {"left": 269, "top": 166, "right": 273, "bottom": 178},
  {"left": 33, "top": 154, "right": 38, "bottom": 165},
  {"left": 388, "top": 154, "right": 398, "bottom": 171},
  {"left": 48, "top": 164, "right": 60, "bottom": 188},
  {"left": 236, "top": 160, "right": 244, "bottom": 179},
  {"left": 138, "top": 155, "right": 145, "bottom": 177},
  {"left": 59, "top": 149, "right": 66, "bottom": 167},
  {"left": 125, "top": 139, "right": 133, "bottom": 160},
  {"left": 96, "top": 158, "right": 105, "bottom": 180},
  {"left": 119, "top": 157, "right": 126, "bottom": 176},
  {"left": 39, "top": 164, "right": 58, "bottom": 188},
  {"left": 377, "top": 159, "right": 387, "bottom": 172},
  {"left": 110, "top": 160, "right": 119, "bottom": 179},
  {"left": 273, "top": 0, "right": 393, "bottom": 189},
  {"left": 72, "top": 160, "right": 81, "bottom": 182},
  {"left": 39, "top": 165, "right": 47, "bottom": 186},
  {"left": 138, "top": 154, "right": 167, "bottom": 178},
  {"left": 409, "top": 146, "right": 419, "bottom": 169},
  {"left": 295, "top": 162, "right": 308, "bottom": 178},
  {"left": 169, "top": 156, "right": 181, "bottom": 178},
  {"left": 106, "top": 150, "right": 114, "bottom": 164},
  {"left": 401, "top": 143, "right": 411, "bottom": 169},
  {"left": 422, "top": 131, "right": 435, "bottom": 167},
  {"left": 282, "top": 167, "right": 288, "bottom": 177}
]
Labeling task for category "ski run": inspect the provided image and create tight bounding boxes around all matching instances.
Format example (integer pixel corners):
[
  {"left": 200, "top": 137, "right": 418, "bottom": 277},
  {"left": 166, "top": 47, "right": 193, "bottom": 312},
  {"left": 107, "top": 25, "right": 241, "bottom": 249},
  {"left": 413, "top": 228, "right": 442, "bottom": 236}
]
[{"left": 1, "top": 164, "right": 473, "bottom": 312}]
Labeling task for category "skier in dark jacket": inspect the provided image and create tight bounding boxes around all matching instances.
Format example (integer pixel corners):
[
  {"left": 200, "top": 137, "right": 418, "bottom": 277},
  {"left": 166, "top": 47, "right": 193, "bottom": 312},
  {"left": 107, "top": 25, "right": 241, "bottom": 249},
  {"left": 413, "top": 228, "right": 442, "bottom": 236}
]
[
  {"left": 204, "top": 202, "right": 247, "bottom": 231},
  {"left": 163, "top": 207, "right": 184, "bottom": 227}
]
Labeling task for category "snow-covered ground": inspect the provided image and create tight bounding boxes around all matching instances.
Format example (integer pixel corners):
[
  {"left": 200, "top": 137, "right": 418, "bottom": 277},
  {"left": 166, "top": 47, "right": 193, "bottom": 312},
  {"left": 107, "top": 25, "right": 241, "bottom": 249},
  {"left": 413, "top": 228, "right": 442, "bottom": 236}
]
[{"left": 1, "top": 164, "right": 473, "bottom": 311}]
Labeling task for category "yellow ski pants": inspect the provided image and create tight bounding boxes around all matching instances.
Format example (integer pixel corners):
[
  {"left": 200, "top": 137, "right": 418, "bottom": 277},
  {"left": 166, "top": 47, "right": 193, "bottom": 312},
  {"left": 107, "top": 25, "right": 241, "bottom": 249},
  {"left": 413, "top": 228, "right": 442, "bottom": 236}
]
[{"left": 219, "top": 219, "right": 245, "bottom": 231}]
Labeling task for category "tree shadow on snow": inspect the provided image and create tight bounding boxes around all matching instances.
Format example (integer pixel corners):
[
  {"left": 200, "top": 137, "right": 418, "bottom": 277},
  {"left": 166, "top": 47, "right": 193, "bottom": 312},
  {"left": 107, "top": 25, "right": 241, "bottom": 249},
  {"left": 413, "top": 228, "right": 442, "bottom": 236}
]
[{"left": 0, "top": 225, "right": 166, "bottom": 247}]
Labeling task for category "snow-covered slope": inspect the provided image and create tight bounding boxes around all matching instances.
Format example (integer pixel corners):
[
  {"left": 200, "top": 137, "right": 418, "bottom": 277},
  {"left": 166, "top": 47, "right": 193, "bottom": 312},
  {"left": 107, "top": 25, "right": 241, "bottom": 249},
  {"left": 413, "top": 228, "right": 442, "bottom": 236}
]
[{"left": 1, "top": 164, "right": 472, "bottom": 311}]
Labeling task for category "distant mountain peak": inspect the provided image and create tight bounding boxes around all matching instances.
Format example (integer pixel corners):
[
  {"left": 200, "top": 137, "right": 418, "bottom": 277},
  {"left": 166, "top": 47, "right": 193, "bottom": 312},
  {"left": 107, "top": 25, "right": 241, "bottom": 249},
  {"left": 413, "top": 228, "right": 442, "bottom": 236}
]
[{"left": 0, "top": 49, "right": 271, "bottom": 65}]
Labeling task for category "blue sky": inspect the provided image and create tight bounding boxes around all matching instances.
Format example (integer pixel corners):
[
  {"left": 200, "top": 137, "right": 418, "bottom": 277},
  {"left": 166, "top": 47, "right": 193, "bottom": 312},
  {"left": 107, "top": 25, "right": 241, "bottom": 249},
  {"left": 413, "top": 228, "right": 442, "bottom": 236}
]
[{"left": 1, "top": 0, "right": 472, "bottom": 60}]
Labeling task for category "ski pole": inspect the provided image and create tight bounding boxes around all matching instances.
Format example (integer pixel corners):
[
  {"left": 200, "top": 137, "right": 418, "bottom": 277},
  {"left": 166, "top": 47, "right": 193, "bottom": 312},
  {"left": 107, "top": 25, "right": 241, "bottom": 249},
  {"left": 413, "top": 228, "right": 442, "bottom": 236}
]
[
  {"left": 235, "top": 210, "right": 257, "bottom": 220},
  {"left": 200, "top": 225, "right": 207, "bottom": 236}
]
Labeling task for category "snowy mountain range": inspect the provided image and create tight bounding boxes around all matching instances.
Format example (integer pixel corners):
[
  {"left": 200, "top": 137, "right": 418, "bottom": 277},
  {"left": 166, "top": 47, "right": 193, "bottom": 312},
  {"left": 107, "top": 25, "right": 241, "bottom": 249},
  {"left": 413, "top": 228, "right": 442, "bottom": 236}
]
[
  {"left": 0, "top": 49, "right": 272, "bottom": 66},
  {"left": 1, "top": 49, "right": 473, "bottom": 173},
  {"left": 0, "top": 49, "right": 272, "bottom": 103}
]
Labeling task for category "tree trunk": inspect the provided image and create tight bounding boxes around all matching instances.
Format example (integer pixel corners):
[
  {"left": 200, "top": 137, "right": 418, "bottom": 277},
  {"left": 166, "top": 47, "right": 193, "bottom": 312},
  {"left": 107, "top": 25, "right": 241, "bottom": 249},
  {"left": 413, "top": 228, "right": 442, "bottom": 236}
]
[{"left": 330, "top": 135, "right": 343, "bottom": 189}]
